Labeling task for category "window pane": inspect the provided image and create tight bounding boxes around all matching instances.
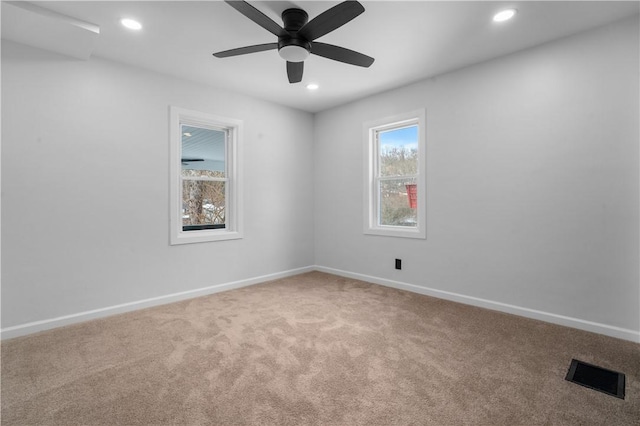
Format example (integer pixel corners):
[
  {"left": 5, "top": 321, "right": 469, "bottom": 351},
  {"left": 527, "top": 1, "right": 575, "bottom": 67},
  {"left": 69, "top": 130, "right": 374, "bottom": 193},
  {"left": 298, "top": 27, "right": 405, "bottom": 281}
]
[
  {"left": 379, "top": 125, "right": 418, "bottom": 177},
  {"left": 182, "top": 180, "right": 225, "bottom": 229},
  {"left": 181, "top": 125, "right": 226, "bottom": 177},
  {"left": 182, "top": 169, "right": 224, "bottom": 179},
  {"left": 379, "top": 178, "right": 417, "bottom": 227}
]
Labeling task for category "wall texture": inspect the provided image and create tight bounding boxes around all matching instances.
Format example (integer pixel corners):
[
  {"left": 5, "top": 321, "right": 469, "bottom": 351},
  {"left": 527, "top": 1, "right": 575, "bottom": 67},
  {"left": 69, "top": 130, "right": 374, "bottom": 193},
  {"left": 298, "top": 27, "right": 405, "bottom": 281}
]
[
  {"left": 1, "top": 41, "right": 315, "bottom": 330},
  {"left": 314, "top": 17, "right": 639, "bottom": 339}
]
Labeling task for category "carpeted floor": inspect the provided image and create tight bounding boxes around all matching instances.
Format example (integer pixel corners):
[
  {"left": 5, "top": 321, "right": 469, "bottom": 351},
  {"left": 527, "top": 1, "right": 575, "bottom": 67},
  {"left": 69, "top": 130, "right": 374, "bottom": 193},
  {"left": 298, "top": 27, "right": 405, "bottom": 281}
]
[{"left": 1, "top": 272, "right": 639, "bottom": 425}]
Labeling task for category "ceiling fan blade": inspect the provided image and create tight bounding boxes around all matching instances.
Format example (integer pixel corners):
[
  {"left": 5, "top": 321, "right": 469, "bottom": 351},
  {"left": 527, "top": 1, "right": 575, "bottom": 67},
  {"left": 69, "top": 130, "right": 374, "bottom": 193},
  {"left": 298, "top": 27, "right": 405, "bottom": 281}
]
[
  {"left": 213, "top": 43, "right": 278, "bottom": 58},
  {"left": 225, "top": 1, "right": 288, "bottom": 37},
  {"left": 287, "top": 61, "right": 303, "bottom": 83},
  {"left": 311, "top": 42, "right": 374, "bottom": 67},
  {"left": 298, "top": 1, "right": 365, "bottom": 41}
]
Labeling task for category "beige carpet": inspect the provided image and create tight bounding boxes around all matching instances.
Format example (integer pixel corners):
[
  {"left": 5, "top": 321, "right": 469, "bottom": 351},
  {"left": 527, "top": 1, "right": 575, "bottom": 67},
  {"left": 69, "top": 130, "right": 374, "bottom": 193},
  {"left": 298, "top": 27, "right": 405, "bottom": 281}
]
[{"left": 2, "top": 272, "right": 639, "bottom": 425}]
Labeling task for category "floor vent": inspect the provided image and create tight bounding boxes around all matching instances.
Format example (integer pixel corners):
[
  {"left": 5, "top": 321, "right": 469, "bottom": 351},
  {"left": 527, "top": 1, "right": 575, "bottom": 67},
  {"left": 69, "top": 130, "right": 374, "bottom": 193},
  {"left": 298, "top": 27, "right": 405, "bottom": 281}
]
[{"left": 565, "top": 359, "right": 625, "bottom": 399}]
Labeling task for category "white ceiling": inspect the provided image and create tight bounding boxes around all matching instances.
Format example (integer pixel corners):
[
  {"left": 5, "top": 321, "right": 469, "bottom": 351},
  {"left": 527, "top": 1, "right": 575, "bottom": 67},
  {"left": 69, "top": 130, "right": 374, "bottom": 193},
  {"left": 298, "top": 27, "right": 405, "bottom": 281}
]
[{"left": 2, "top": 1, "right": 639, "bottom": 113}]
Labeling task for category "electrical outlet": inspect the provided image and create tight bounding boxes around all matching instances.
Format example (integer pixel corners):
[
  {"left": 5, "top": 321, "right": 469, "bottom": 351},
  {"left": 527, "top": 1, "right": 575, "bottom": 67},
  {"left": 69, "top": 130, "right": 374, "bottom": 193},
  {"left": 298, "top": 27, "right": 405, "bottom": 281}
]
[{"left": 395, "top": 259, "right": 402, "bottom": 270}]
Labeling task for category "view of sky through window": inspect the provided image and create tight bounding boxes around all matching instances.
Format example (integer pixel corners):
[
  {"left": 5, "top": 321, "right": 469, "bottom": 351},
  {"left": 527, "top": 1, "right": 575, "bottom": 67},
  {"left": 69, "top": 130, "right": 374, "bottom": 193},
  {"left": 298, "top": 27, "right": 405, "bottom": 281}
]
[{"left": 379, "top": 125, "right": 418, "bottom": 154}]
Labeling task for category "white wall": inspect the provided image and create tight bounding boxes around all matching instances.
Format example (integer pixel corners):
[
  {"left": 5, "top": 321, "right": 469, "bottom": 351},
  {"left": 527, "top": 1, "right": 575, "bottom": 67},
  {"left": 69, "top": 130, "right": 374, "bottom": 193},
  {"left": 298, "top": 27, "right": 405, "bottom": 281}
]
[
  {"left": 314, "top": 17, "right": 639, "bottom": 339},
  {"left": 1, "top": 40, "right": 315, "bottom": 330},
  {"left": 2, "top": 16, "right": 639, "bottom": 342}
]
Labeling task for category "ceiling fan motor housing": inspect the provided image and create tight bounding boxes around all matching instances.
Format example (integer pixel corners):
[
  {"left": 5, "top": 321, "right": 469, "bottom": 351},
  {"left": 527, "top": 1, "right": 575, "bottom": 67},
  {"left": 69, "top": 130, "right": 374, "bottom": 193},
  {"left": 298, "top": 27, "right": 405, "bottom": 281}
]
[{"left": 278, "top": 8, "right": 311, "bottom": 62}]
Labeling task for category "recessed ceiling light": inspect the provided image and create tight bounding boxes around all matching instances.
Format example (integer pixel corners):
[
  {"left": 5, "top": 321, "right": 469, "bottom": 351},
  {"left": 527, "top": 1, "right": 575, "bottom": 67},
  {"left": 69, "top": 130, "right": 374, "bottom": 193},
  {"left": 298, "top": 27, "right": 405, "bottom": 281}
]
[
  {"left": 493, "top": 9, "right": 517, "bottom": 23},
  {"left": 306, "top": 83, "right": 319, "bottom": 91},
  {"left": 121, "top": 18, "right": 142, "bottom": 30}
]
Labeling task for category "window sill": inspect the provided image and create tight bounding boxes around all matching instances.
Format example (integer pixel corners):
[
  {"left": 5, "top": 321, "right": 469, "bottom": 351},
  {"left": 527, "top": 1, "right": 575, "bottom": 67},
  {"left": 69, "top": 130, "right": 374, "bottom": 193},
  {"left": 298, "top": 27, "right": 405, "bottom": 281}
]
[
  {"left": 364, "top": 226, "right": 426, "bottom": 239},
  {"left": 170, "top": 229, "right": 243, "bottom": 245}
]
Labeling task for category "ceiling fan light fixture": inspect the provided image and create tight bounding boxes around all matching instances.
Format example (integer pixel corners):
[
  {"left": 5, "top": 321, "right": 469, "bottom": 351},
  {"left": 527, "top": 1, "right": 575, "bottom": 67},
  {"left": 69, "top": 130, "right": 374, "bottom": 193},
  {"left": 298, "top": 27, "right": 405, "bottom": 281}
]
[{"left": 278, "top": 45, "right": 310, "bottom": 62}]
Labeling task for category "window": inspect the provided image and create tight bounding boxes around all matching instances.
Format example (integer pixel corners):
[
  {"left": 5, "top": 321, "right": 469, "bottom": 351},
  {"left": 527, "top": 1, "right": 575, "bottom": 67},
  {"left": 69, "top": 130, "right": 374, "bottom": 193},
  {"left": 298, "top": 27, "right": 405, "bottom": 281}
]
[
  {"left": 364, "top": 109, "right": 426, "bottom": 238},
  {"left": 170, "top": 107, "right": 242, "bottom": 244}
]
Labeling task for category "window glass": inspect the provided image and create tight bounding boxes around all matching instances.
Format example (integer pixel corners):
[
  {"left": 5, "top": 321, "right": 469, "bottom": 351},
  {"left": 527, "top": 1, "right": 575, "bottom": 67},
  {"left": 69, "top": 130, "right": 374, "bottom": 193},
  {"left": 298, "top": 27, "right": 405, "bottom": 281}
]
[
  {"left": 379, "top": 125, "right": 418, "bottom": 177},
  {"left": 377, "top": 125, "right": 418, "bottom": 227},
  {"left": 181, "top": 126, "right": 227, "bottom": 231},
  {"left": 379, "top": 177, "right": 417, "bottom": 227}
]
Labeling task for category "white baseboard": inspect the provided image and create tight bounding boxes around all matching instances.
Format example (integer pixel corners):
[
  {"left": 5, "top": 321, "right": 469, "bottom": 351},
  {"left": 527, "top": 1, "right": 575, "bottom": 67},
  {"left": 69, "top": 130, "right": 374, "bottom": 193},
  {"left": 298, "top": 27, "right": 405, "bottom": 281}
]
[
  {"left": 314, "top": 266, "right": 640, "bottom": 344},
  {"left": 3, "top": 265, "right": 639, "bottom": 344},
  {"left": 0, "top": 266, "right": 314, "bottom": 340}
]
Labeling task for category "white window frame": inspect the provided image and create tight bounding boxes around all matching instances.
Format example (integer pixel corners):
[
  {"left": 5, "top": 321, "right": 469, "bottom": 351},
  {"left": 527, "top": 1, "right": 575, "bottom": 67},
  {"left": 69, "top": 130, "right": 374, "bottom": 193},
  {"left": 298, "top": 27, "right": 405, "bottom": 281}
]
[
  {"left": 363, "top": 109, "right": 426, "bottom": 239},
  {"left": 169, "top": 106, "right": 243, "bottom": 245}
]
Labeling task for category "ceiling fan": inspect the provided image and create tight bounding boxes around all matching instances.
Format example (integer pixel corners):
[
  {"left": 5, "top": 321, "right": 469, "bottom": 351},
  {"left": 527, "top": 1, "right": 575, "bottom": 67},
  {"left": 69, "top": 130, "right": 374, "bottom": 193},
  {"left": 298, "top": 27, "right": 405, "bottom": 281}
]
[{"left": 213, "top": 0, "right": 375, "bottom": 84}]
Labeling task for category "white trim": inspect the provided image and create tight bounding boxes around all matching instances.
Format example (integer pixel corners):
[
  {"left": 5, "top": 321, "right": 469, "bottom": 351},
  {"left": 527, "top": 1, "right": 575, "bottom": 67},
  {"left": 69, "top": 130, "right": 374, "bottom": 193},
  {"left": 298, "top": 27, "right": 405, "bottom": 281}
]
[
  {"left": 169, "top": 106, "right": 243, "bottom": 245},
  {"left": 314, "top": 265, "right": 640, "bottom": 344},
  {"left": 0, "top": 266, "right": 313, "bottom": 340},
  {"left": 363, "top": 109, "right": 426, "bottom": 239},
  {"left": 4, "top": 265, "right": 638, "bottom": 344}
]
